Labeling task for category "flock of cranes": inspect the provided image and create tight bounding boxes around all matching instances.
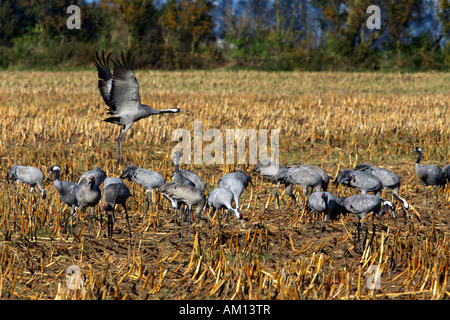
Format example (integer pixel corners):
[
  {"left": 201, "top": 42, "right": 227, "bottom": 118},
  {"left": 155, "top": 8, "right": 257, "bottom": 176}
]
[
  {"left": 5, "top": 51, "right": 450, "bottom": 244},
  {"left": 6, "top": 145, "right": 450, "bottom": 241}
]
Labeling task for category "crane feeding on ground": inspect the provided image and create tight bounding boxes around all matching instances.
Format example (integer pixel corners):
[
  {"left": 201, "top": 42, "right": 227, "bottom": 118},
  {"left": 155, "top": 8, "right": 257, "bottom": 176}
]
[{"left": 120, "top": 164, "right": 165, "bottom": 213}]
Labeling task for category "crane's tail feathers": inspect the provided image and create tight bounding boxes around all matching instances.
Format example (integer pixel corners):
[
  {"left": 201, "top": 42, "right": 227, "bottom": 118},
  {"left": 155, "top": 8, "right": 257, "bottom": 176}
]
[{"left": 104, "top": 116, "right": 122, "bottom": 125}]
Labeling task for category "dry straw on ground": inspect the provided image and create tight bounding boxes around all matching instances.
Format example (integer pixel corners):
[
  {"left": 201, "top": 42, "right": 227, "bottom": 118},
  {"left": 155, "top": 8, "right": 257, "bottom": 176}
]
[{"left": 0, "top": 70, "right": 449, "bottom": 300}]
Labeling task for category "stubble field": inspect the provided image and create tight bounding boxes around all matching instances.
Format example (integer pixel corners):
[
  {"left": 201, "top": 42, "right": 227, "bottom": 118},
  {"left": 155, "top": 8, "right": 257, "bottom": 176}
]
[{"left": 0, "top": 70, "right": 449, "bottom": 300}]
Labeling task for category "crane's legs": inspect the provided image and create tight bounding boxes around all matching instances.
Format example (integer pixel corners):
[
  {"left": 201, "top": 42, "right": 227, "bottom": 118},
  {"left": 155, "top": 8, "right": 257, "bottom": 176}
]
[
  {"left": 107, "top": 204, "right": 115, "bottom": 238},
  {"left": 187, "top": 207, "right": 193, "bottom": 241},
  {"left": 180, "top": 206, "right": 187, "bottom": 241},
  {"left": 117, "top": 123, "right": 132, "bottom": 162},
  {"left": 143, "top": 190, "right": 153, "bottom": 214},
  {"left": 434, "top": 185, "right": 439, "bottom": 211},
  {"left": 65, "top": 206, "right": 77, "bottom": 236},
  {"left": 88, "top": 207, "right": 94, "bottom": 236},
  {"left": 26, "top": 187, "right": 34, "bottom": 209},
  {"left": 425, "top": 187, "right": 428, "bottom": 215},
  {"left": 274, "top": 181, "right": 281, "bottom": 210},
  {"left": 124, "top": 204, "right": 131, "bottom": 238}
]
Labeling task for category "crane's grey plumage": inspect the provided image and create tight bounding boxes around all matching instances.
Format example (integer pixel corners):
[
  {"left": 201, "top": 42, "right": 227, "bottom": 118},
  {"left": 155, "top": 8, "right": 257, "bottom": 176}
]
[
  {"left": 290, "top": 163, "right": 330, "bottom": 191},
  {"left": 254, "top": 159, "right": 288, "bottom": 209},
  {"left": 171, "top": 152, "right": 196, "bottom": 188},
  {"left": 103, "top": 180, "right": 132, "bottom": 238},
  {"left": 76, "top": 175, "right": 101, "bottom": 236},
  {"left": 353, "top": 164, "right": 408, "bottom": 216},
  {"left": 307, "top": 191, "right": 336, "bottom": 234},
  {"left": 207, "top": 187, "right": 244, "bottom": 229},
  {"left": 47, "top": 165, "right": 78, "bottom": 233},
  {"left": 217, "top": 171, "right": 252, "bottom": 212},
  {"left": 283, "top": 165, "right": 322, "bottom": 207},
  {"left": 178, "top": 169, "right": 206, "bottom": 192},
  {"left": 339, "top": 194, "right": 395, "bottom": 250},
  {"left": 333, "top": 169, "right": 382, "bottom": 196},
  {"left": 7, "top": 164, "right": 46, "bottom": 204},
  {"left": 340, "top": 194, "right": 395, "bottom": 230},
  {"left": 92, "top": 51, "right": 186, "bottom": 161},
  {"left": 120, "top": 164, "right": 165, "bottom": 213},
  {"left": 159, "top": 181, "right": 207, "bottom": 240},
  {"left": 413, "top": 147, "right": 444, "bottom": 215},
  {"left": 78, "top": 167, "right": 106, "bottom": 188},
  {"left": 103, "top": 176, "right": 124, "bottom": 188},
  {"left": 161, "top": 152, "right": 198, "bottom": 232}
]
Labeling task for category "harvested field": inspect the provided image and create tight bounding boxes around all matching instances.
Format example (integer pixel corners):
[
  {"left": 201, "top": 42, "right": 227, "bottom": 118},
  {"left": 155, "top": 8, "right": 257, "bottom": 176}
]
[{"left": 0, "top": 70, "right": 449, "bottom": 300}]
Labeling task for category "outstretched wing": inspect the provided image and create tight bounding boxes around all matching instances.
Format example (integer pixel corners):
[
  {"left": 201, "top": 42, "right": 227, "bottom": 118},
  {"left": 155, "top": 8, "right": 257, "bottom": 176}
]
[
  {"left": 91, "top": 51, "right": 113, "bottom": 107},
  {"left": 108, "top": 51, "right": 141, "bottom": 115}
]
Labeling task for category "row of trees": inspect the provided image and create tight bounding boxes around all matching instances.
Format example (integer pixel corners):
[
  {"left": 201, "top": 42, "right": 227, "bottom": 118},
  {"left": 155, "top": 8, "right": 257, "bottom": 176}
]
[{"left": 0, "top": 0, "right": 448, "bottom": 70}]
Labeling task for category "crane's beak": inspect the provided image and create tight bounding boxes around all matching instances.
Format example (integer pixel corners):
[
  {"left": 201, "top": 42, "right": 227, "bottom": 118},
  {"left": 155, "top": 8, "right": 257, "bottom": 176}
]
[{"left": 180, "top": 110, "right": 188, "bottom": 115}]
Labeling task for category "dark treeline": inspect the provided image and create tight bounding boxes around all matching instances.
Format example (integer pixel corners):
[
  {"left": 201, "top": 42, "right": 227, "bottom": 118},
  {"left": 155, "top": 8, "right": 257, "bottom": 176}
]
[{"left": 0, "top": 0, "right": 448, "bottom": 71}]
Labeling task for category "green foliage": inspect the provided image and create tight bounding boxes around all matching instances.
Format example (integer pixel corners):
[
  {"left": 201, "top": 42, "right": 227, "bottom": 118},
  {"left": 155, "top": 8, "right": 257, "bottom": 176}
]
[{"left": 0, "top": 0, "right": 448, "bottom": 71}]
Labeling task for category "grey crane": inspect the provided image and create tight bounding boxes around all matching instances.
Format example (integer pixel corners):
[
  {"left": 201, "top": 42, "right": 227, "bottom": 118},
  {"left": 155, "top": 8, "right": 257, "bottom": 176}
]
[
  {"left": 161, "top": 152, "right": 198, "bottom": 231},
  {"left": 217, "top": 171, "right": 252, "bottom": 212},
  {"left": 283, "top": 165, "right": 322, "bottom": 208},
  {"left": 353, "top": 164, "right": 408, "bottom": 216},
  {"left": 413, "top": 147, "right": 444, "bottom": 214},
  {"left": 102, "top": 179, "right": 132, "bottom": 238},
  {"left": 92, "top": 51, "right": 186, "bottom": 161},
  {"left": 254, "top": 159, "right": 288, "bottom": 209},
  {"left": 46, "top": 165, "right": 78, "bottom": 233},
  {"left": 333, "top": 169, "right": 382, "bottom": 196},
  {"left": 340, "top": 194, "right": 395, "bottom": 232},
  {"left": 75, "top": 175, "right": 101, "bottom": 236},
  {"left": 7, "top": 164, "right": 46, "bottom": 205},
  {"left": 170, "top": 152, "right": 198, "bottom": 188},
  {"left": 339, "top": 194, "right": 395, "bottom": 250},
  {"left": 120, "top": 164, "right": 166, "bottom": 213},
  {"left": 207, "top": 187, "right": 244, "bottom": 229},
  {"left": 159, "top": 181, "right": 208, "bottom": 240},
  {"left": 290, "top": 163, "right": 330, "bottom": 191},
  {"left": 78, "top": 167, "right": 106, "bottom": 188},
  {"left": 307, "top": 191, "right": 336, "bottom": 234},
  {"left": 103, "top": 176, "right": 125, "bottom": 188},
  {"left": 178, "top": 169, "right": 206, "bottom": 192}
]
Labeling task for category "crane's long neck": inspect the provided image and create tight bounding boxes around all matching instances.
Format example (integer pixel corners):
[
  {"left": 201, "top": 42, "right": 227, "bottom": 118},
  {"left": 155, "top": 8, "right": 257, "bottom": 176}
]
[
  {"left": 195, "top": 199, "right": 206, "bottom": 219},
  {"left": 415, "top": 151, "right": 422, "bottom": 172},
  {"left": 53, "top": 171, "right": 62, "bottom": 191},
  {"left": 174, "top": 152, "right": 181, "bottom": 172},
  {"left": 415, "top": 151, "right": 422, "bottom": 165},
  {"left": 143, "top": 105, "right": 180, "bottom": 116},
  {"left": 89, "top": 180, "right": 97, "bottom": 191}
]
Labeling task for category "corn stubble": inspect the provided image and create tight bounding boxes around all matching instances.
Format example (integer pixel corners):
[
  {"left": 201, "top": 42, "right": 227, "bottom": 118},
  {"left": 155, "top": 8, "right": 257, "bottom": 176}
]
[{"left": 0, "top": 71, "right": 449, "bottom": 300}]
